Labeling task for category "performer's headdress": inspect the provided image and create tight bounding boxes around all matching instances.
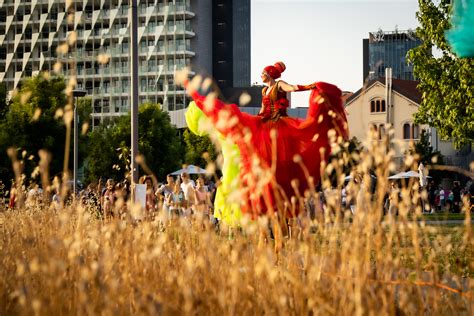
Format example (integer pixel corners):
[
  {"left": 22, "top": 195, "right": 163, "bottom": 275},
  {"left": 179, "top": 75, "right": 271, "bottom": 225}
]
[{"left": 264, "top": 61, "right": 286, "bottom": 79}]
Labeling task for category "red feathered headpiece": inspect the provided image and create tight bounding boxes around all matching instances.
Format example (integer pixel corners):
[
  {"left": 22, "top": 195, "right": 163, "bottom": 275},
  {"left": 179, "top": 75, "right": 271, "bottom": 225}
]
[{"left": 264, "top": 61, "right": 286, "bottom": 79}]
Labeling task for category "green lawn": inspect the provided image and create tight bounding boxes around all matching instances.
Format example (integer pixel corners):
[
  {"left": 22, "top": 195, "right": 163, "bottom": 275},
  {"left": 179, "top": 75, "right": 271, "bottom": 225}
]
[{"left": 420, "top": 213, "right": 471, "bottom": 221}]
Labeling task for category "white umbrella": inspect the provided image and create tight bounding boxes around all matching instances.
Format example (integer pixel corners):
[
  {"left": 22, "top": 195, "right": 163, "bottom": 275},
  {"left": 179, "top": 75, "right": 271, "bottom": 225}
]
[
  {"left": 388, "top": 171, "right": 431, "bottom": 180},
  {"left": 170, "top": 165, "right": 208, "bottom": 175}
]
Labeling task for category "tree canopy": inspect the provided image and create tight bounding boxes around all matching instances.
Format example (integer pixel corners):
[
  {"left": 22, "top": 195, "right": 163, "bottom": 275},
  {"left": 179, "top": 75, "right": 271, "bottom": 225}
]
[
  {"left": 0, "top": 75, "right": 68, "bottom": 185},
  {"left": 85, "top": 103, "right": 183, "bottom": 183},
  {"left": 183, "top": 129, "right": 217, "bottom": 168},
  {"left": 408, "top": 0, "right": 474, "bottom": 147}
]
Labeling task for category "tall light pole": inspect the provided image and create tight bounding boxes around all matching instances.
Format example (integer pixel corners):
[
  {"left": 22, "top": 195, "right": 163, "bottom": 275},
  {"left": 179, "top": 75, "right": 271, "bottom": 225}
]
[
  {"left": 130, "top": 0, "right": 139, "bottom": 186},
  {"left": 72, "top": 89, "right": 87, "bottom": 198}
]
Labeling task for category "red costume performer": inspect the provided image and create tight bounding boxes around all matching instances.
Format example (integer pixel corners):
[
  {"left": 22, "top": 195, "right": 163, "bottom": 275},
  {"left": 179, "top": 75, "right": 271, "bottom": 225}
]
[{"left": 185, "top": 62, "right": 348, "bottom": 217}]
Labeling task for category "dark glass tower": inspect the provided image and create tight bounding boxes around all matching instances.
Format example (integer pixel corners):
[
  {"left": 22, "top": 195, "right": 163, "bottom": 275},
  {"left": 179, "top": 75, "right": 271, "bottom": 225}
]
[
  {"left": 363, "top": 30, "right": 421, "bottom": 82},
  {"left": 212, "top": 0, "right": 251, "bottom": 89}
]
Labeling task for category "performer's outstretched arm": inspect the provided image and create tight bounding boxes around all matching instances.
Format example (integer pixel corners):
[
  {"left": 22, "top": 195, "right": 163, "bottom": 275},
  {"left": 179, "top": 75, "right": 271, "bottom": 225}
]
[{"left": 278, "top": 80, "right": 317, "bottom": 92}]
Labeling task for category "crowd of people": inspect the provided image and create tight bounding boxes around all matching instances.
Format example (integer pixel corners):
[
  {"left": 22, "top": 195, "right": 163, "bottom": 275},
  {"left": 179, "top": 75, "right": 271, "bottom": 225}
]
[
  {"left": 78, "top": 173, "right": 217, "bottom": 222},
  {"left": 1, "top": 175, "right": 473, "bottom": 221},
  {"left": 0, "top": 173, "right": 474, "bottom": 223}
]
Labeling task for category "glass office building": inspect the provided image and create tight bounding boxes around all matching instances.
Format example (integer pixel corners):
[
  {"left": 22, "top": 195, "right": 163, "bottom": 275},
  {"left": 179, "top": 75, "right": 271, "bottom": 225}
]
[
  {"left": 363, "top": 30, "right": 422, "bottom": 82},
  {"left": 0, "top": 0, "right": 250, "bottom": 127}
]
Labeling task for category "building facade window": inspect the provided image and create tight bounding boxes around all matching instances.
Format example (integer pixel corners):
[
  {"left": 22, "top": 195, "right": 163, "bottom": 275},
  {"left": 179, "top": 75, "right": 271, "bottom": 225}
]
[
  {"left": 403, "top": 122, "right": 420, "bottom": 139},
  {"left": 370, "top": 98, "right": 386, "bottom": 113}
]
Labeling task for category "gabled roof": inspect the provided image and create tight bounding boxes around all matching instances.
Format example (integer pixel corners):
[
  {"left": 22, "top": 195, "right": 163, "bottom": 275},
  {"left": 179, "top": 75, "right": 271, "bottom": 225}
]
[{"left": 345, "top": 78, "right": 422, "bottom": 105}]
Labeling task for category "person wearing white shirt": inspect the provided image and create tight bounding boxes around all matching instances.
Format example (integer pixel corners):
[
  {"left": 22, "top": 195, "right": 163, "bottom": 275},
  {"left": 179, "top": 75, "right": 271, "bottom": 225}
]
[{"left": 180, "top": 173, "right": 196, "bottom": 213}]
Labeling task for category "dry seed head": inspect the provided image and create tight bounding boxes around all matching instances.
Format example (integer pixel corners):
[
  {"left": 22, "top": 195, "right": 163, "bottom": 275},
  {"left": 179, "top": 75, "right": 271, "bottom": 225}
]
[
  {"left": 206, "top": 162, "right": 216, "bottom": 174},
  {"left": 56, "top": 43, "right": 69, "bottom": 55},
  {"left": 81, "top": 122, "right": 89, "bottom": 135},
  {"left": 216, "top": 109, "right": 235, "bottom": 130},
  {"left": 135, "top": 154, "right": 144, "bottom": 164},
  {"left": 239, "top": 92, "right": 251, "bottom": 106},
  {"left": 20, "top": 91, "right": 32, "bottom": 105},
  {"left": 388, "top": 162, "right": 396, "bottom": 171},
  {"left": 270, "top": 128, "right": 278, "bottom": 140},
  {"left": 67, "top": 13, "right": 74, "bottom": 24},
  {"left": 97, "top": 54, "right": 110, "bottom": 65},
  {"left": 55, "top": 108, "right": 64, "bottom": 119},
  {"left": 202, "top": 77, "right": 213, "bottom": 91},
  {"left": 68, "top": 77, "right": 77, "bottom": 88},
  {"left": 291, "top": 179, "right": 299, "bottom": 189},
  {"left": 404, "top": 155, "right": 414, "bottom": 167},
  {"left": 63, "top": 109, "right": 73, "bottom": 125},
  {"left": 174, "top": 67, "right": 190, "bottom": 86},
  {"left": 189, "top": 75, "right": 203, "bottom": 93},
  {"left": 32, "top": 108, "right": 42, "bottom": 121},
  {"left": 204, "top": 92, "right": 216, "bottom": 112},
  {"left": 293, "top": 154, "right": 302, "bottom": 163},
  {"left": 68, "top": 31, "right": 77, "bottom": 46},
  {"left": 53, "top": 62, "right": 62, "bottom": 74}
]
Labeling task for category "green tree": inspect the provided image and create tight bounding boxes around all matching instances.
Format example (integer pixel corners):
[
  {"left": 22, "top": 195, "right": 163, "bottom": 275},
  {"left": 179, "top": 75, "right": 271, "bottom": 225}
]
[
  {"left": 183, "top": 129, "right": 217, "bottom": 167},
  {"left": 0, "top": 82, "right": 8, "bottom": 120},
  {"left": 408, "top": 129, "right": 444, "bottom": 165},
  {"left": 408, "top": 0, "right": 474, "bottom": 147},
  {"left": 85, "top": 103, "right": 183, "bottom": 183},
  {"left": 0, "top": 75, "right": 68, "bottom": 185}
]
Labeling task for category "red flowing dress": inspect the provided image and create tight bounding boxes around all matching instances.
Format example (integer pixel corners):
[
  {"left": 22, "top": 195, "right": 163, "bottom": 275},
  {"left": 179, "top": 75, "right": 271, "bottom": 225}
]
[{"left": 188, "top": 81, "right": 348, "bottom": 217}]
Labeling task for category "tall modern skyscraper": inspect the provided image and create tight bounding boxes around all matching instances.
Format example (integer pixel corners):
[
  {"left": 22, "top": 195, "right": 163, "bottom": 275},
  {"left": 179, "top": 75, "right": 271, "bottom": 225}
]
[
  {"left": 0, "top": 0, "right": 250, "bottom": 127},
  {"left": 212, "top": 0, "right": 250, "bottom": 90},
  {"left": 362, "top": 30, "right": 421, "bottom": 82}
]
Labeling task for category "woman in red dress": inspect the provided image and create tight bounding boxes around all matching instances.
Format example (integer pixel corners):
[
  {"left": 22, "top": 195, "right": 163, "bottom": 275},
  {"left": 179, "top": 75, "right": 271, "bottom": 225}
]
[{"left": 183, "top": 62, "right": 348, "bottom": 218}]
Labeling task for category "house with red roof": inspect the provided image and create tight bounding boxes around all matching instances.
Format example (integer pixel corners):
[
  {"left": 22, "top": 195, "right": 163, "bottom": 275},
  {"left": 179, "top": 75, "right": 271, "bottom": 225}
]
[{"left": 344, "top": 78, "right": 465, "bottom": 165}]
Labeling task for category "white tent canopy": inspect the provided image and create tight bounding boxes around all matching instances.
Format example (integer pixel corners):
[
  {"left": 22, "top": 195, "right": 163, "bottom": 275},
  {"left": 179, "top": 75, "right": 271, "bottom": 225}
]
[
  {"left": 388, "top": 171, "right": 432, "bottom": 180},
  {"left": 170, "top": 165, "right": 208, "bottom": 175}
]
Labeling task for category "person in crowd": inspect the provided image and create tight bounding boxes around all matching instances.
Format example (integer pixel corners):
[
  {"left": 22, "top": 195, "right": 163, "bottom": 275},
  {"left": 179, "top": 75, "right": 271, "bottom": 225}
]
[
  {"left": 157, "top": 174, "right": 175, "bottom": 213},
  {"left": 387, "top": 181, "right": 400, "bottom": 217},
  {"left": 180, "top": 173, "right": 196, "bottom": 214},
  {"left": 8, "top": 182, "right": 17, "bottom": 209},
  {"left": 193, "top": 177, "right": 212, "bottom": 219},
  {"left": 26, "top": 182, "right": 43, "bottom": 207},
  {"left": 439, "top": 185, "right": 446, "bottom": 211},
  {"left": 81, "top": 183, "right": 101, "bottom": 215},
  {"left": 114, "top": 181, "right": 130, "bottom": 219},
  {"left": 101, "top": 179, "right": 116, "bottom": 220},
  {"left": 452, "top": 181, "right": 462, "bottom": 213},
  {"left": 167, "top": 180, "right": 185, "bottom": 217},
  {"left": 140, "top": 176, "right": 157, "bottom": 216},
  {"left": 427, "top": 181, "right": 437, "bottom": 213},
  {"left": 51, "top": 188, "right": 61, "bottom": 210}
]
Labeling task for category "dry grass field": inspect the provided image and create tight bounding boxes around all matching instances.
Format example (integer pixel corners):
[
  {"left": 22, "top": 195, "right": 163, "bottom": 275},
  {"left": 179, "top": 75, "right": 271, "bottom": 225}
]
[{"left": 0, "top": 194, "right": 472, "bottom": 315}]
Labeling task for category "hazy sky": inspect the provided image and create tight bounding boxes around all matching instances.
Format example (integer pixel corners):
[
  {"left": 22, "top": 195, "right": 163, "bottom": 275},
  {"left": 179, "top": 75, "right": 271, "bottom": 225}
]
[{"left": 251, "top": 0, "right": 420, "bottom": 106}]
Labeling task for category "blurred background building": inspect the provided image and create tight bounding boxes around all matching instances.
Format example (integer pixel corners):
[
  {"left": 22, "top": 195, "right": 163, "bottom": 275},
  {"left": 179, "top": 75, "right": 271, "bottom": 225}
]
[
  {"left": 0, "top": 0, "right": 251, "bottom": 128},
  {"left": 363, "top": 29, "right": 421, "bottom": 82}
]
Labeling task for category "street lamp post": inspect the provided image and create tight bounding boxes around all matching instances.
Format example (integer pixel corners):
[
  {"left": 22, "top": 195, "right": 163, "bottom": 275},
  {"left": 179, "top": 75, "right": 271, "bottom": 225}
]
[
  {"left": 131, "top": 0, "right": 139, "bottom": 186},
  {"left": 72, "top": 89, "right": 87, "bottom": 198}
]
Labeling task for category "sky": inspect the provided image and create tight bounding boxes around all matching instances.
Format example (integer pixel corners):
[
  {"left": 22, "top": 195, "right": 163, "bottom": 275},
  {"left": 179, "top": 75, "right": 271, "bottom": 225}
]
[{"left": 251, "top": 0, "right": 420, "bottom": 107}]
